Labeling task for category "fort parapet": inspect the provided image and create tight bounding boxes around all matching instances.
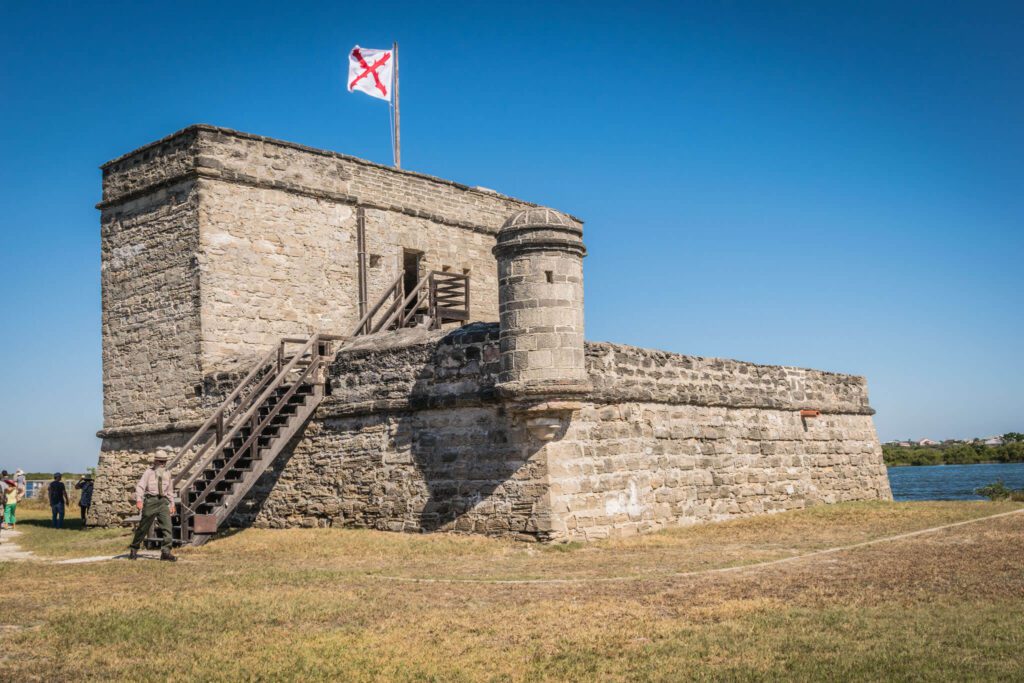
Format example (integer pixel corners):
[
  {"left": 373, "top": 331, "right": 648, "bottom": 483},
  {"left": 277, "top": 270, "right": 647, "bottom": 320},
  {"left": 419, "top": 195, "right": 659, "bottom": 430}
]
[{"left": 92, "top": 126, "right": 891, "bottom": 540}]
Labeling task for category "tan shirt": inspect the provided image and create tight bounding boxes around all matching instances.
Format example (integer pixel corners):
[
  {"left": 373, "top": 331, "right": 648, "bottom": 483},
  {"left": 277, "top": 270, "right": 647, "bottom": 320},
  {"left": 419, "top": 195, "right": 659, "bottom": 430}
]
[{"left": 135, "top": 467, "right": 174, "bottom": 504}]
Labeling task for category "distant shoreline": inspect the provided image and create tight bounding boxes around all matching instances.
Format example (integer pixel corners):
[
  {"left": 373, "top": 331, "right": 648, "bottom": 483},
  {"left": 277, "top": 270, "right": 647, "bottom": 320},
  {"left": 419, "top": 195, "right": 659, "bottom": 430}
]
[
  {"left": 883, "top": 438, "right": 1023, "bottom": 467},
  {"left": 886, "top": 460, "right": 1012, "bottom": 468}
]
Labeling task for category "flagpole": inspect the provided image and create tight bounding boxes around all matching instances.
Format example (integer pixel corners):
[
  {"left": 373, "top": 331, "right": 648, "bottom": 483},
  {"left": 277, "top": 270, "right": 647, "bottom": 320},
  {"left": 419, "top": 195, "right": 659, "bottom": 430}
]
[{"left": 393, "top": 41, "right": 401, "bottom": 169}]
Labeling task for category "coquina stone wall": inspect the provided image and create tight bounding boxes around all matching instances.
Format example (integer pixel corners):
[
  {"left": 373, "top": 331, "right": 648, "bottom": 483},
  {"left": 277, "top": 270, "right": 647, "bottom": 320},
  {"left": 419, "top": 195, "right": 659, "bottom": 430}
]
[
  {"left": 242, "top": 328, "right": 888, "bottom": 539},
  {"left": 549, "top": 406, "right": 886, "bottom": 539},
  {"left": 88, "top": 324, "right": 890, "bottom": 537},
  {"left": 98, "top": 125, "right": 556, "bottom": 432},
  {"left": 549, "top": 341, "right": 890, "bottom": 539},
  {"left": 229, "top": 325, "right": 556, "bottom": 537},
  {"left": 194, "top": 143, "right": 507, "bottom": 365},
  {"left": 100, "top": 180, "right": 202, "bottom": 428}
]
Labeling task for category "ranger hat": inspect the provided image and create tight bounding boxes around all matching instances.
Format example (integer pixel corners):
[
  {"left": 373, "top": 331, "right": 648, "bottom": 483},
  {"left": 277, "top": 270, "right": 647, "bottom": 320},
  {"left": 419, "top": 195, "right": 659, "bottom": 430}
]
[{"left": 153, "top": 449, "right": 170, "bottom": 462}]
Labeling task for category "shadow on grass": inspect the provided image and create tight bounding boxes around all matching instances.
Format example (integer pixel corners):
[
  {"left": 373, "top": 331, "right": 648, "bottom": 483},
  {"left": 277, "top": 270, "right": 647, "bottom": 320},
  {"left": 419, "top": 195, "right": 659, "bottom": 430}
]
[
  {"left": 15, "top": 517, "right": 89, "bottom": 532},
  {"left": 212, "top": 527, "right": 245, "bottom": 541}
]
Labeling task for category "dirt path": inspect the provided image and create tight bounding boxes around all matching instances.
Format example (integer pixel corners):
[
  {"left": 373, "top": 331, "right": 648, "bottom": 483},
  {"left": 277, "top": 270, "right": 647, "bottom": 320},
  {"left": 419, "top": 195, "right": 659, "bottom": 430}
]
[
  {"left": 0, "top": 529, "right": 36, "bottom": 561},
  {"left": 52, "top": 553, "right": 168, "bottom": 564},
  {"left": 0, "top": 528, "right": 164, "bottom": 564},
  {"left": 5, "top": 507, "right": 1023, "bottom": 573}
]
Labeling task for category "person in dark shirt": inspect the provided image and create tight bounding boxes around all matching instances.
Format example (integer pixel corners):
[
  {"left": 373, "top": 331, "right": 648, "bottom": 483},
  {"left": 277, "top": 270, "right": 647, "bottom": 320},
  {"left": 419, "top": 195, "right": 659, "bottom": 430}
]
[
  {"left": 0, "top": 471, "right": 8, "bottom": 531},
  {"left": 48, "top": 473, "right": 70, "bottom": 528},
  {"left": 75, "top": 474, "right": 95, "bottom": 528}
]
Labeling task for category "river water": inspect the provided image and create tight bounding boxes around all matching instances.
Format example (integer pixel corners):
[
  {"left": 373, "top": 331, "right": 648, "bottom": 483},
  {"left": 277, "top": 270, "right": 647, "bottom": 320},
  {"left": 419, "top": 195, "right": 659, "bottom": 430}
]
[{"left": 887, "top": 462, "right": 1024, "bottom": 501}]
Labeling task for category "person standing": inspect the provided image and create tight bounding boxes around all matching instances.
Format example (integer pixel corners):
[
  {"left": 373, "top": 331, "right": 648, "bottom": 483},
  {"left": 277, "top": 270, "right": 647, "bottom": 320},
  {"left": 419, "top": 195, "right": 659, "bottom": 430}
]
[
  {"left": 3, "top": 479, "right": 19, "bottom": 529},
  {"left": 48, "top": 473, "right": 69, "bottom": 528},
  {"left": 75, "top": 474, "right": 95, "bottom": 528},
  {"left": 0, "top": 474, "right": 8, "bottom": 530},
  {"left": 14, "top": 469, "right": 26, "bottom": 496},
  {"left": 128, "top": 451, "right": 177, "bottom": 562}
]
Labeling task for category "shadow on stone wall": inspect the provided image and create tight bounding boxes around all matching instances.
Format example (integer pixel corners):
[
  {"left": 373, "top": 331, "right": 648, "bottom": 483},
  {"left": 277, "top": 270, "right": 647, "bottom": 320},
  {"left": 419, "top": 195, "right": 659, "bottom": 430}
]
[
  {"left": 227, "top": 419, "right": 312, "bottom": 528},
  {"left": 228, "top": 325, "right": 554, "bottom": 540}
]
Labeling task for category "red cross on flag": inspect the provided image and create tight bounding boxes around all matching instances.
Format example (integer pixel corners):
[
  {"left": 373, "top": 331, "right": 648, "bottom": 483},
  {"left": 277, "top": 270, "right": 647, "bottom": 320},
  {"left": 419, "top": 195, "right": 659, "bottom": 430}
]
[{"left": 348, "top": 45, "right": 394, "bottom": 101}]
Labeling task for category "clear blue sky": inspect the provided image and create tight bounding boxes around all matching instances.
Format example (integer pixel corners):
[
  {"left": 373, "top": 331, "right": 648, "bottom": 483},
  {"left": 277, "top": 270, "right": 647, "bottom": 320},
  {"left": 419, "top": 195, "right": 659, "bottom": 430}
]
[{"left": 2, "top": 1, "right": 1021, "bottom": 471}]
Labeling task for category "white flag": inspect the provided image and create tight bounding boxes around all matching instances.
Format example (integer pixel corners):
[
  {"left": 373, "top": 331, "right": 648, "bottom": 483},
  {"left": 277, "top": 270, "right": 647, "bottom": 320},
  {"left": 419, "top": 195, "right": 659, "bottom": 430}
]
[{"left": 347, "top": 45, "right": 394, "bottom": 101}]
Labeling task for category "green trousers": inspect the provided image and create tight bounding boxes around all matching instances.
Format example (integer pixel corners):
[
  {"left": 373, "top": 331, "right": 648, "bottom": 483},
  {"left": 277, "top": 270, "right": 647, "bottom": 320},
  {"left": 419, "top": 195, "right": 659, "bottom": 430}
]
[{"left": 130, "top": 496, "right": 173, "bottom": 551}]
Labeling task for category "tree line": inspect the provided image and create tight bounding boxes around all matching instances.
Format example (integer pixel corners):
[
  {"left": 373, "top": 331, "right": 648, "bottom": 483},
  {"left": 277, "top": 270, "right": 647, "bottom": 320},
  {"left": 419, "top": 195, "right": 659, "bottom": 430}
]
[{"left": 883, "top": 433, "right": 1024, "bottom": 466}]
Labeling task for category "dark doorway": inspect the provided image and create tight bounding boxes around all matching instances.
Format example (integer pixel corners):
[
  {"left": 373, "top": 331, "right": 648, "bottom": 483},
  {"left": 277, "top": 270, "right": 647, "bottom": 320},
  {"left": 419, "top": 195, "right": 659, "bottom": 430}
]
[
  {"left": 402, "top": 249, "right": 422, "bottom": 296},
  {"left": 402, "top": 249, "right": 424, "bottom": 322}
]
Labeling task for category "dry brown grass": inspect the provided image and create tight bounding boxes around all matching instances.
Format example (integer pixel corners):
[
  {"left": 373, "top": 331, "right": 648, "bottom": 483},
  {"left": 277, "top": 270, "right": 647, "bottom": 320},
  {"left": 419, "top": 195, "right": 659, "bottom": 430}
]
[{"left": 2, "top": 501, "right": 1023, "bottom": 681}]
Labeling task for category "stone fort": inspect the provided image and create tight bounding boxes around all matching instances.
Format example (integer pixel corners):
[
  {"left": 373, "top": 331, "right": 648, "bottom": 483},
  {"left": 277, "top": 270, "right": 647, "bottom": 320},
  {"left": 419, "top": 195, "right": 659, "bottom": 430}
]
[{"left": 92, "top": 125, "right": 891, "bottom": 544}]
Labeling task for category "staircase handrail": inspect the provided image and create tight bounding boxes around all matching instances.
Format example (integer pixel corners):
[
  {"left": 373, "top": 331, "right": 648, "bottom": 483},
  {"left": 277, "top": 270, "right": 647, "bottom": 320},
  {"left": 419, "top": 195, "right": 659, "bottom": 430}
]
[
  {"left": 199, "top": 353, "right": 323, "bottom": 522},
  {"left": 171, "top": 366, "right": 280, "bottom": 488},
  {"left": 350, "top": 272, "right": 404, "bottom": 336},
  {"left": 166, "top": 343, "right": 281, "bottom": 477},
  {"left": 373, "top": 273, "right": 432, "bottom": 333},
  {"left": 181, "top": 335, "right": 326, "bottom": 517}
]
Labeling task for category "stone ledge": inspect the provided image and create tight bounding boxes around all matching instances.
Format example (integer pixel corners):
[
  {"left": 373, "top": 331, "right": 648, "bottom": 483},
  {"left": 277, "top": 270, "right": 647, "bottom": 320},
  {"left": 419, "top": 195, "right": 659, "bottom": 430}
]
[
  {"left": 96, "top": 422, "right": 200, "bottom": 439},
  {"left": 99, "top": 124, "right": 583, "bottom": 221},
  {"left": 317, "top": 395, "right": 495, "bottom": 419},
  {"left": 494, "top": 379, "right": 593, "bottom": 400},
  {"left": 585, "top": 340, "right": 869, "bottom": 380},
  {"left": 97, "top": 168, "right": 501, "bottom": 236},
  {"left": 98, "top": 394, "right": 874, "bottom": 437}
]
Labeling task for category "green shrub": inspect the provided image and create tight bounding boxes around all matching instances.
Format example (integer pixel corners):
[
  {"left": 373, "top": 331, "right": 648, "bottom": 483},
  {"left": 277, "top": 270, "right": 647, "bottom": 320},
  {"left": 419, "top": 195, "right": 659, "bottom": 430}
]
[{"left": 975, "top": 480, "right": 1024, "bottom": 501}]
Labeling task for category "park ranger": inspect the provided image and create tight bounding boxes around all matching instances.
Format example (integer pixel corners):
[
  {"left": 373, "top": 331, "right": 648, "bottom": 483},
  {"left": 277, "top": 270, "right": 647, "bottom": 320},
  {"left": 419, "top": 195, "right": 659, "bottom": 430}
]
[{"left": 128, "top": 450, "right": 177, "bottom": 562}]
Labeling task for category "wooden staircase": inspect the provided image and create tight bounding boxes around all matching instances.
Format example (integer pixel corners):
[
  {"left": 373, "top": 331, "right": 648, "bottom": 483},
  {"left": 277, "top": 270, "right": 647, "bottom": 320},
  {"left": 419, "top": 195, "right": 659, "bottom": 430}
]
[
  {"left": 154, "top": 270, "right": 470, "bottom": 546},
  {"left": 352, "top": 269, "right": 470, "bottom": 335}
]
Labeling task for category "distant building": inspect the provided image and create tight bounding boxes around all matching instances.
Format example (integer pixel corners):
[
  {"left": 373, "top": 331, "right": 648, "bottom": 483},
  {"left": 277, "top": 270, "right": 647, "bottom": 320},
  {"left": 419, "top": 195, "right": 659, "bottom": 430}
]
[
  {"left": 983, "top": 437, "right": 1005, "bottom": 446},
  {"left": 917, "top": 438, "right": 940, "bottom": 446}
]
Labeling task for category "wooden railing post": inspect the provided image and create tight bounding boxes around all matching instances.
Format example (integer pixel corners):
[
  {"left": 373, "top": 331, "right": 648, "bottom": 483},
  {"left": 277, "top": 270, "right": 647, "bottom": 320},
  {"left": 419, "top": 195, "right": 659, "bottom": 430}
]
[
  {"left": 396, "top": 277, "right": 405, "bottom": 331},
  {"left": 250, "top": 412, "right": 258, "bottom": 459},
  {"left": 429, "top": 273, "right": 439, "bottom": 329}
]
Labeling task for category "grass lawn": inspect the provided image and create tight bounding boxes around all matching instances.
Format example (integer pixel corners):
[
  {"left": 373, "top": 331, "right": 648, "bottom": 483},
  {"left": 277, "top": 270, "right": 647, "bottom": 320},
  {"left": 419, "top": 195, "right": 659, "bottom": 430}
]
[{"left": 2, "top": 500, "right": 1022, "bottom": 681}]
